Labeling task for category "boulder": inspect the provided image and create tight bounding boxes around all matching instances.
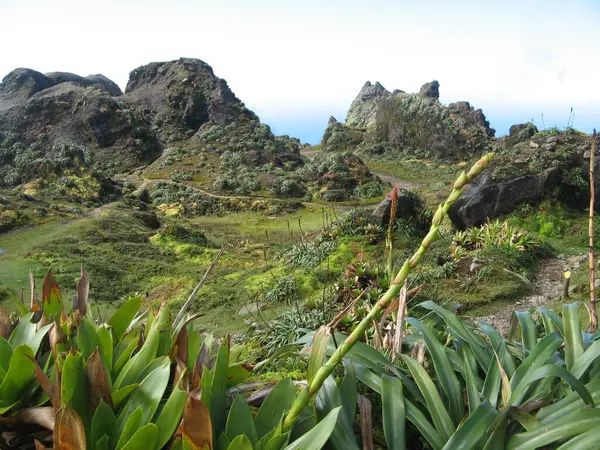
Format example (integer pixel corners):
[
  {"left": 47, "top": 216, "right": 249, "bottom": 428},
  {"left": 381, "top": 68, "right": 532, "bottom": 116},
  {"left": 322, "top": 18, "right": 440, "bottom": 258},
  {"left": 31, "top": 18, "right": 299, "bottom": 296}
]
[
  {"left": 238, "top": 302, "right": 265, "bottom": 317},
  {"left": 507, "top": 123, "right": 538, "bottom": 145},
  {"left": 449, "top": 168, "right": 561, "bottom": 229},
  {"left": 371, "top": 190, "right": 423, "bottom": 227}
]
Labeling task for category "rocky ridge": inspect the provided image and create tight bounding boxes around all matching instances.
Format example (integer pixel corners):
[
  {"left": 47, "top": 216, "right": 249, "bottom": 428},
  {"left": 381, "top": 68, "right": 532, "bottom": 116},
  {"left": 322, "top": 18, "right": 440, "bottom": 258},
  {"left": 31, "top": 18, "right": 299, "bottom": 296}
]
[
  {"left": 323, "top": 79, "right": 494, "bottom": 159},
  {"left": 0, "top": 58, "right": 385, "bottom": 204}
]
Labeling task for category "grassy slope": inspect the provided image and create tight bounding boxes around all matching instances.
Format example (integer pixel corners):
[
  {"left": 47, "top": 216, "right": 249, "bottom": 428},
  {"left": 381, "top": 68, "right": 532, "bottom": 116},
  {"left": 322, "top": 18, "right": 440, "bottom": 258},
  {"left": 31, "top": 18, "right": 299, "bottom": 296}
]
[{"left": 0, "top": 202, "right": 335, "bottom": 332}]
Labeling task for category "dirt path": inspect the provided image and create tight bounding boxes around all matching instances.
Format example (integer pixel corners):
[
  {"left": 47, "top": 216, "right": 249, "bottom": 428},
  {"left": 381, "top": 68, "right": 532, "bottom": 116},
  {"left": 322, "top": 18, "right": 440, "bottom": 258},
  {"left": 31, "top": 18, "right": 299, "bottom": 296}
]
[
  {"left": 136, "top": 178, "right": 362, "bottom": 211},
  {"left": 477, "top": 254, "right": 587, "bottom": 335}
]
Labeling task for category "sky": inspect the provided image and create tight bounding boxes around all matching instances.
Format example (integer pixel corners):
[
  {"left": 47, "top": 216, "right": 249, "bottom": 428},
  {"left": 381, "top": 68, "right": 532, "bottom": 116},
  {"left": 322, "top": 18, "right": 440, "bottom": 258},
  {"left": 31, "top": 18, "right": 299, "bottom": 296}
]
[{"left": 1, "top": 0, "right": 599, "bottom": 144}]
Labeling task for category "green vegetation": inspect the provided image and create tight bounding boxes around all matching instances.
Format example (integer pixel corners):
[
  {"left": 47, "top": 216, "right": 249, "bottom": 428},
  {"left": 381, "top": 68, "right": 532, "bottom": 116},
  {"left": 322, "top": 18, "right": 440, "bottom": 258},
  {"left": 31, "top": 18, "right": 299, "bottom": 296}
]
[{"left": 4, "top": 154, "right": 600, "bottom": 448}]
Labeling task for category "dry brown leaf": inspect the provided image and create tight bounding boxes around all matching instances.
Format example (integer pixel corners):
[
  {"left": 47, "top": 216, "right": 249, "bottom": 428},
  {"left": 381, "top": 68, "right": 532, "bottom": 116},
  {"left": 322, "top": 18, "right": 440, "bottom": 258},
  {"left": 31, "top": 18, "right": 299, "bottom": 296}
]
[
  {"left": 54, "top": 405, "right": 86, "bottom": 450},
  {"left": 86, "top": 349, "right": 113, "bottom": 411},
  {"left": 359, "top": 395, "right": 373, "bottom": 450},
  {"left": 76, "top": 266, "right": 89, "bottom": 316},
  {"left": 49, "top": 322, "right": 67, "bottom": 356},
  {"left": 174, "top": 390, "right": 212, "bottom": 450}
]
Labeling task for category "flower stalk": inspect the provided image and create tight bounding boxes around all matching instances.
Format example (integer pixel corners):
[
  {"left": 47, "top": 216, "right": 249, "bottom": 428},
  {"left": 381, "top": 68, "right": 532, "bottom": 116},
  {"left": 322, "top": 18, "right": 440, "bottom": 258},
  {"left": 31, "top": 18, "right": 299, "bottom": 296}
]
[{"left": 282, "top": 153, "right": 494, "bottom": 431}]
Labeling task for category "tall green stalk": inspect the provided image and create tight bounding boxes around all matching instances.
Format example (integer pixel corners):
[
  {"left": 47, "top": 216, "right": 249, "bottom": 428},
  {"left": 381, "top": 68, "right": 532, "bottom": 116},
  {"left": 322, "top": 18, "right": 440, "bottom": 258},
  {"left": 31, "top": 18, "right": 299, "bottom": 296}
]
[{"left": 282, "top": 153, "right": 494, "bottom": 431}]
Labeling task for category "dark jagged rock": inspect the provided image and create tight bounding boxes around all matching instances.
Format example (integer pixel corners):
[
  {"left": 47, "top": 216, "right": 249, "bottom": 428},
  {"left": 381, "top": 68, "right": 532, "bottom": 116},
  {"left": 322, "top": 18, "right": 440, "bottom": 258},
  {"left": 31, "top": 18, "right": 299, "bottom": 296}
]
[
  {"left": 418, "top": 80, "right": 439, "bottom": 99},
  {"left": 448, "top": 101, "right": 495, "bottom": 137},
  {"left": 123, "top": 58, "right": 255, "bottom": 142},
  {"left": 328, "top": 116, "right": 337, "bottom": 124}
]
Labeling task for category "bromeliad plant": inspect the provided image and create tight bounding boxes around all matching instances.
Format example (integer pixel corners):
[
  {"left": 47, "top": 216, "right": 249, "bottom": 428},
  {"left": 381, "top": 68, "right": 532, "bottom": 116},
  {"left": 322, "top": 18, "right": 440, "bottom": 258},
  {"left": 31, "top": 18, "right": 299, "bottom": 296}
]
[
  {"left": 298, "top": 301, "right": 600, "bottom": 449},
  {"left": 0, "top": 270, "right": 341, "bottom": 450}
]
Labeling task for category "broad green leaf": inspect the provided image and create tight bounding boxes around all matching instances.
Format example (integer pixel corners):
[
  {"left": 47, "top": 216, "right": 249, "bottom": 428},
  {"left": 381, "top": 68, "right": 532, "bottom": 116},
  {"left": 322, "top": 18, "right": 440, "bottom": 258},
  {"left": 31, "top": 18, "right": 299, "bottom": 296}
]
[
  {"left": 537, "top": 379, "right": 600, "bottom": 424},
  {"left": 483, "top": 417, "right": 508, "bottom": 450},
  {"left": 116, "top": 406, "right": 143, "bottom": 450},
  {"left": 571, "top": 338, "right": 600, "bottom": 379},
  {"left": 120, "top": 423, "right": 158, "bottom": 450},
  {"left": 139, "top": 356, "right": 170, "bottom": 381},
  {"left": 225, "top": 395, "right": 258, "bottom": 445},
  {"left": 513, "top": 311, "right": 537, "bottom": 356},
  {"left": 314, "top": 375, "right": 359, "bottom": 449},
  {"left": 10, "top": 296, "right": 29, "bottom": 316},
  {"left": 97, "top": 324, "right": 113, "bottom": 373},
  {"left": 95, "top": 435, "right": 109, "bottom": 450},
  {"left": 339, "top": 360, "right": 357, "bottom": 426},
  {"left": 112, "top": 333, "right": 139, "bottom": 379},
  {"left": 61, "top": 351, "right": 92, "bottom": 432},
  {"left": 187, "top": 329, "right": 202, "bottom": 374},
  {"left": 117, "top": 362, "right": 170, "bottom": 433},
  {"left": 556, "top": 427, "right": 600, "bottom": 449},
  {"left": 408, "top": 317, "right": 464, "bottom": 422},
  {"left": 114, "top": 316, "right": 163, "bottom": 389},
  {"left": 507, "top": 408, "right": 600, "bottom": 450},
  {"left": 563, "top": 303, "right": 585, "bottom": 371},
  {"left": 481, "top": 322, "right": 517, "bottom": 378},
  {"left": 510, "top": 364, "right": 593, "bottom": 408},
  {"left": 8, "top": 312, "right": 36, "bottom": 349},
  {"left": 209, "top": 336, "right": 230, "bottom": 442},
  {"left": 510, "top": 331, "right": 562, "bottom": 392},
  {"left": 91, "top": 401, "right": 118, "bottom": 450},
  {"left": 441, "top": 401, "right": 498, "bottom": 450},
  {"left": 405, "top": 399, "right": 444, "bottom": 450},
  {"left": 0, "top": 337, "right": 13, "bottom": 373},
  {"left": 29, "top": 323, "right": 54, "bottom": 356},
  {"left": 508, "top": 409, "right": 542, "bottom": 432},
  {"left": 401, "top": 354, "right": 455, "bottom": 442},
  {"left": 462, "top": 347, "right": 481, "bottom": 413},
  {"left": 537, "top": 307, "right": 564, "bottom": 336},
  {"left": 78, "top": 317, "right": 100, "bottom": 361},
  {"left": 154, "top": 373, "right": 188, "bottom": 450},
  {"left": 227, "top": 363, "right": 251, "bottom": 387},
  {"left": 382, "top": 375, "right": 405, "bottom": 450},
  {"left": 108, "top": 295, "right": 142, "bottom": 342},
  {"left": 420, "top": 300, "right": 491, "bottom": 371},
  {"left": 111, "top": 383, "right": 139, "bottom": 409},
  {"left": 0, "top": 345, "right": 34, "bottom": 411},
  {"left": 226, "top": 434, "right": 253, "bottom": 450},
  {"left": 255, "top": 378, "right": 297, "bottom": 439},
  {"left": 283, "top": 407, "right": 341, "bottom": 450}
]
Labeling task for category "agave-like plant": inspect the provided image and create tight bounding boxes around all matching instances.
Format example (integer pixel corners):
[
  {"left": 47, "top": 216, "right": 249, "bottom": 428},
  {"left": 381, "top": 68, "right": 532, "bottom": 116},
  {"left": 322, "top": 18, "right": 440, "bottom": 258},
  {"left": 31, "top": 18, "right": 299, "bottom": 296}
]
[
  {"left": 0, "top": 269, "right": 346, "bottom": 450},
  {"left": 296, "top": 300, "right": 600, "bottom": 449}
]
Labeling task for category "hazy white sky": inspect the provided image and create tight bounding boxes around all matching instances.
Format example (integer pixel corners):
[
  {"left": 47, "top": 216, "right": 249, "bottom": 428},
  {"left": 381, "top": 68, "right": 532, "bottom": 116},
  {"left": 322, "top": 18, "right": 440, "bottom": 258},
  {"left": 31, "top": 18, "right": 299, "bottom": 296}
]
[{"left": 1, "top": 0, "right": 599, "bottom": 143}]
